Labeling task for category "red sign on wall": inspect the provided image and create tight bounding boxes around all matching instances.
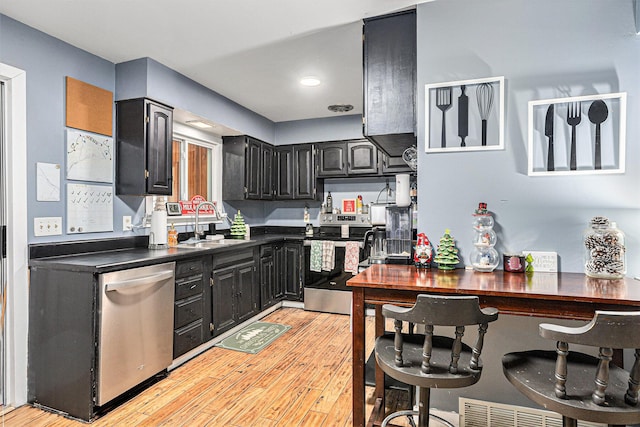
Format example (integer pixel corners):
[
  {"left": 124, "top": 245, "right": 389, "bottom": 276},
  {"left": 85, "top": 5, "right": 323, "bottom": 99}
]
[{"left": 179, "top": 195, "right": 215, "bottom": 215}]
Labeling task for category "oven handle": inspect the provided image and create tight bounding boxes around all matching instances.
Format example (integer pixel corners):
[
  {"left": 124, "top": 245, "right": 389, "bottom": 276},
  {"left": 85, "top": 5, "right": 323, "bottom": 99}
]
[{"left": 303, "top": 240, "right": 363, "bottom": 248}]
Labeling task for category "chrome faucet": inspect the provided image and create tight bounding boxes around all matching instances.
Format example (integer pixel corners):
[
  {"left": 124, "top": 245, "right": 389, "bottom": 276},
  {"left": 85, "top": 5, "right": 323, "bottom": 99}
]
[{"left": 194, "top": 201, "right": 219, "bottom": 241}]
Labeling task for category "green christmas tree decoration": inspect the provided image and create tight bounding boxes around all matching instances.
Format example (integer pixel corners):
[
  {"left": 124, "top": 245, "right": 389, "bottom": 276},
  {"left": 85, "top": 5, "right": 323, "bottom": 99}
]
[
  {"left": 434, "top": 228, "right": 460, "bottom": 270},
  {"left": 229, "top": 210, "right": 247, "bottom": 239}
]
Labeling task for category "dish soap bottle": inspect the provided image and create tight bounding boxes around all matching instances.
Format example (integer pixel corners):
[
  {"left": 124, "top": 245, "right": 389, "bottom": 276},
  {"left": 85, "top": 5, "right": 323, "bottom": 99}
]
[{"left": 168, "top": 223, "right": 178, "bottom": 247}]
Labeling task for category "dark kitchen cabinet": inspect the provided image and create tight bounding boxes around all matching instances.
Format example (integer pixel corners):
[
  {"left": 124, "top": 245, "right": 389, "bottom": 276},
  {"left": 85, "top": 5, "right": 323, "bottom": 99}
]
[
  {"left": 347, "top": 140, "right": 378, "bottom": 175},
  {"left": 275, "top": 144, "right": 322, "bottom": 200},
  {"left": 173, "top": 257, "right": 211, "bottom": 359},
  {"left": 379, "top": 152, "right": 413, "bottom": 174},
  {"left": 211, "top": 249, "right": 258, "bottom": 336},
  {"left": 259, "top": 244, "right": 277, "bottom": 310},
  {"left": 275, "top": 241, "right": 303, "bottom": 301},
  {"left": 317, "top": 141, "right": 347, "bottom": 177},
  {"left": 317, "top": 139, "right": 378, "bottom": 177},
  {"left": 363, "top": 10, "right": 417, "bottom": 157},
  {"left": 116, "top": 98, "right": 174, "bottom": 195},
  {"left": 222, "top": 135, "right": 273, "bottom": 200}
]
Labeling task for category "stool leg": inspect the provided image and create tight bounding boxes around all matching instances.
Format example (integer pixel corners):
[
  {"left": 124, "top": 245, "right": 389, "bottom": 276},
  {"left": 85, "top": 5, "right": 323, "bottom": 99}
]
[
  {"left": 562, "top": 416, "right": 577, "bottom": 427},
  {"left": 418, "top": 387, "right": 430, "bottom": 427}
]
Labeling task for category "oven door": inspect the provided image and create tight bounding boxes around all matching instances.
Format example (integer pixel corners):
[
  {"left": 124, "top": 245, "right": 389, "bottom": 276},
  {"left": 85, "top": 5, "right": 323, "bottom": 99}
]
[{"left": 303, "top": 241, "right": 362, "bottom": 314}]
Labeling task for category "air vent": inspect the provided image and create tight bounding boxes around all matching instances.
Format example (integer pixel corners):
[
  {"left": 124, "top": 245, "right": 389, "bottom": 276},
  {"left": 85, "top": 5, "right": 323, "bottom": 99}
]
[
  {"left": 459, "top": 398, "right": 605, "bottom": 427},
  {"left": 327, "top": 104, "right": 354, "bottom": 113}
]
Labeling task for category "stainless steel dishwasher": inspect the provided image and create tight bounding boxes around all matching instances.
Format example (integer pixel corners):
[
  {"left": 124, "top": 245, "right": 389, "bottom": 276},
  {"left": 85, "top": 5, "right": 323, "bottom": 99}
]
[{"left": 97, "top": 262, "right": 175, "bottom": 405}]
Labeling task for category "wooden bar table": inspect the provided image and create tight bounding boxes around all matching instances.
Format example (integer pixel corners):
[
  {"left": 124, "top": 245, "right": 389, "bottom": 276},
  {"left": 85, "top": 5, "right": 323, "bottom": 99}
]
[{"left": 347, "top": 264, "right": 640, "bottom": 427}]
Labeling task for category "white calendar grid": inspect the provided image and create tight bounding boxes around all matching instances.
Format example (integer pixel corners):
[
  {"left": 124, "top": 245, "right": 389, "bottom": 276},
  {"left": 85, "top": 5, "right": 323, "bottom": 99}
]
[{"left": 67, "top": 183, "right": 113, "bottom": 233}]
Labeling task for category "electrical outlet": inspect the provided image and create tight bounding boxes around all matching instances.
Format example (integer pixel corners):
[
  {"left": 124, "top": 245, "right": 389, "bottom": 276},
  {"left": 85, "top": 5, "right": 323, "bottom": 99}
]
[
  {"left": 34, "top": 217, "right": 62, "bottom": 236},
  {"left": 123, "top": 216, "right": 132, "bottom": 231}
]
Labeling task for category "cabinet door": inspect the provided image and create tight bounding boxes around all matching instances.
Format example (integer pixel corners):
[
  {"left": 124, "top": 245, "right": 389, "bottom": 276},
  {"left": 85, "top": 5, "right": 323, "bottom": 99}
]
[
  {"left": 347, "top": 140, "right": 378, "bottom": 175},
  {"left": 294, "top": 144, "right": 315, "bottom": 199},
  {"left": 260, "top": 252, "right": 275, "bottom": 310},
  {"left": 274, "top": 146, "right": 294, "bottom": 200},
  {"left": 245, "top": 138, "right": 261, "bottom": 199},
  {"left": 380, "top": 153, "right": 413, "bottom": 175},
  {"left": 283, "top": 243, "right": 303, "bottom": 301},
  {"left": 236, "top": 261, "right": 258, "bottom": 323},
  {"left": 211, "top": 266, "right": 236, "bottom": 336},
  {"left": 317, "top": 142, "right": 347, "bottom": 177},
  {"left": 363, "top": 10, "right": 417, "bottom": 156},
  {"left": 260, "top": 143, "right": 274, "bottom": 199},
  {"left": 273, "top": 246, "right": 285, "bottom": 300},
  {"left": 146, "top": 101, "right": 173, "bottom": 195}
]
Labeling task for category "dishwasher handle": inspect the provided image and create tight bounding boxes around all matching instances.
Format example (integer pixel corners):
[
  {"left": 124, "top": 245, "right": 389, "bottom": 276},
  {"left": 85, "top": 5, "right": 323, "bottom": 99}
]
[{"left": 105, "top": 270, "right": 174, "bottom": 292}]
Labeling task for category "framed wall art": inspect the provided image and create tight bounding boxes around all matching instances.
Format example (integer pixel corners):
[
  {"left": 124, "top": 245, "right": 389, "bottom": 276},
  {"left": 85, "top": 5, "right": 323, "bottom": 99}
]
[
  {"left": 527, "top": 92, "right": 626, "bottom": 176},
  {"left": 425, "top": 76, "right": 504, "bottom": 153}
]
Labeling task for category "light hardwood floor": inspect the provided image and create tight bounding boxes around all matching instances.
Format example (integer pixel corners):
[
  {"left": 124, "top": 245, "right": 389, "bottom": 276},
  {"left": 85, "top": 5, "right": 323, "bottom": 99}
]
[{"left": 1, "top": 308, "right": 418, "bottom": 426}]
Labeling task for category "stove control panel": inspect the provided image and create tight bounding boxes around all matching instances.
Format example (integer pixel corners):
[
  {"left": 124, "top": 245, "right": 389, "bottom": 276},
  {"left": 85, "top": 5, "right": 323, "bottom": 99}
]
[{"left": 319, "top": 213, "right": 371, "bottom": 226}]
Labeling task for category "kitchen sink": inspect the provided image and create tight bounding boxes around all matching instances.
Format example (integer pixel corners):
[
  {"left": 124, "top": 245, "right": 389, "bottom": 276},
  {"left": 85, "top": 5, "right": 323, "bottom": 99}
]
[{"left": 177, "top": 238, "right": 249, "bottom": 249}]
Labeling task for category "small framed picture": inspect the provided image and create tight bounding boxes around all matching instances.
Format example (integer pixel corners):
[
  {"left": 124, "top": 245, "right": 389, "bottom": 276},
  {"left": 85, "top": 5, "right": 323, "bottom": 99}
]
[
  {"left": 425, "top": 76, "right": 504, "bottom": 153},
  {"left": 527, "top": 92, "right": 627, "bottom": 176},
  {"left": 166, "top": 202, "right": 182, "bottom": 216},
  {"left": 342, "top": 199, "right": 356, "bottom": 214}
]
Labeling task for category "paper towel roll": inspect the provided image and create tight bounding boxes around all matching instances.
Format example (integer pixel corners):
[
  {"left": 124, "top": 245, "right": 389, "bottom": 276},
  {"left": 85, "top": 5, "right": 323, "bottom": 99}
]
[
  {"left": 150, "top": 210, "right": 168, "bottom": 247},
  {"left": 395, "top": 174, "right": 411, "bottom": 207}
]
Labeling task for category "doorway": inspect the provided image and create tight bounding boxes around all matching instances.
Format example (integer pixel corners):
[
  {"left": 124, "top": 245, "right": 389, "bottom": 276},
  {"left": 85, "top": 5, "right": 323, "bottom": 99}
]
[{"left": 0, "top": 80, "right": 5, "bottom": 407}]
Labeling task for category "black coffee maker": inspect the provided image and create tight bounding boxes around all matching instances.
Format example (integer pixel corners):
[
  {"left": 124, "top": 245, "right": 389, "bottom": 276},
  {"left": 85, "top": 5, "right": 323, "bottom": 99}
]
[{"left": 363, "top": 227, "right": 387, "bottom": 264}]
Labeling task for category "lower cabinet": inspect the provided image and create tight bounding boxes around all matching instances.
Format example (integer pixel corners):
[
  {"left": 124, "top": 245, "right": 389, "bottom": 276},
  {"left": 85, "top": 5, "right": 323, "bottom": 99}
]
[
  {"left": 211, "top": 249, "right": 259, "bottom": 336},
  {"left": 173, "top": 257, "right": 211, "bottom": 359},
  {"left": 259, "top": 244, "right": 277, "bottom": 310},
  {"left": 275, "top": 241, "right": 303, "bottom": 301}
]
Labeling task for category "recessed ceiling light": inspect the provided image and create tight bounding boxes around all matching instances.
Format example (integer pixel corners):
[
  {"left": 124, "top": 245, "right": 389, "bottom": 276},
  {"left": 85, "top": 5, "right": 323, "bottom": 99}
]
[
  {"left": 300, "top": 76, "right": 321, "bottom": 87},
  {"left": 186, "top": 120, "right": 213, "bottom": 129},
  {"left": 328, "top": 104, "right": 354, "bottom": 113}
]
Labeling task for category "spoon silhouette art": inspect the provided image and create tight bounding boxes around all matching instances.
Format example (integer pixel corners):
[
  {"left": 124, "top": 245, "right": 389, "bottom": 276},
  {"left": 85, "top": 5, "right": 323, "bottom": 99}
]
[{"left": 588, "top": 100, "right": 608, "bottom": 170}]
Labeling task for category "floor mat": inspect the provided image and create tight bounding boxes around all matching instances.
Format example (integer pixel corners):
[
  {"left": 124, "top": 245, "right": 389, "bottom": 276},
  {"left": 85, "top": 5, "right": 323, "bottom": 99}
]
[{"left": 215, "top": 321, "right": 291, "bottom": 354}]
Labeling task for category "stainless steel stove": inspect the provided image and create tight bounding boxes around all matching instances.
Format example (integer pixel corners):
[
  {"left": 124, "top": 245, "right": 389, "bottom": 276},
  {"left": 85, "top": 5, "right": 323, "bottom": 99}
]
[{"left": 303, "top": 213, "right": 371, "bottom": 315}]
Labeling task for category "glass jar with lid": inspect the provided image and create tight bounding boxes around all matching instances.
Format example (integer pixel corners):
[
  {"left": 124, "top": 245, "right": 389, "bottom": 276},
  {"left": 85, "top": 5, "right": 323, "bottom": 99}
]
[{"left": 583, "top": 216, "right": 626, "bottom": 279}]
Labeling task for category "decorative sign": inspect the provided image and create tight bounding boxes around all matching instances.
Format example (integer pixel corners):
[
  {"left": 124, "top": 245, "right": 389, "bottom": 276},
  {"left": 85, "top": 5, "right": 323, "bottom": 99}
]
[
  {"left": 342, "top": 199, "right": 356, "bottom": 214},
  {"left": 179, "top": 195, "right": 215, "bottom": 215}
]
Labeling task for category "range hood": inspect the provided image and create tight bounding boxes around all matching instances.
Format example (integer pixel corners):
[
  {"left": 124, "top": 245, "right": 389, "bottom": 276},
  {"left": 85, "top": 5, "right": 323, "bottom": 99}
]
[{"left": 365, "top": 133, "right": 416, "bottom": 158}]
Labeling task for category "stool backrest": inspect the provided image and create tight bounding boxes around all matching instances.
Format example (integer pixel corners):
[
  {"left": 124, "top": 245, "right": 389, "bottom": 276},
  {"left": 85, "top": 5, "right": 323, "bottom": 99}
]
[
  {"left": 382, "top": 294, "right": 499, "bottom": 373},
  {"left": 539, "top": 310, "right": 640, "bottom": 406}
]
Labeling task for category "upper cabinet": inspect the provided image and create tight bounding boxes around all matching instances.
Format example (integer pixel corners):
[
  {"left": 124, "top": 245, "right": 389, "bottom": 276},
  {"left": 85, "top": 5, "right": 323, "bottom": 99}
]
[
  {"left": 116, "top": 98, "right": 173, "bottom": 195},
  {"left": 317, "top": 139, "right": 378, "bottom": 177},
  {"left": 223, "top": 135, "right": 273, "bottom": 200},
  {"left": 363, "top": 10, "right": 417, "bottom": 157},
  {"left": 275, "top": 144, "right": 322, "bottom": 200}
]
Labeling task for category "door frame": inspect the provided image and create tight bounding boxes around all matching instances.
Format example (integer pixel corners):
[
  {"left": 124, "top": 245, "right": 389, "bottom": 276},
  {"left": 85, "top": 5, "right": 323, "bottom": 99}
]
[{"left": 0, "top": 62, "right": 28, "bottom": 407}]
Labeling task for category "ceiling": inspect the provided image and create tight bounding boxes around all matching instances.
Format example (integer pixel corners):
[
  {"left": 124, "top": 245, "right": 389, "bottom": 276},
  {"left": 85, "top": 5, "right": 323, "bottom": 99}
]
[{"left": 0, "top": 0, "right": 428, "bottom": 133}]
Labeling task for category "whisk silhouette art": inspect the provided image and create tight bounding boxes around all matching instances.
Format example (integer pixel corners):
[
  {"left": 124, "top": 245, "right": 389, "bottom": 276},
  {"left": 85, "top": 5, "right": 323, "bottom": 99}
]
[{"left": 476, "top": 83, "right": 494, "bottom": 146}]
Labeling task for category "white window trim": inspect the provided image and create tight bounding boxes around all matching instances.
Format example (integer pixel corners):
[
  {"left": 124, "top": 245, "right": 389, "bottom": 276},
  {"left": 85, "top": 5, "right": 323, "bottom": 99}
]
[{"left": 144, "top": 123, "right": 225, "bottom": 229}]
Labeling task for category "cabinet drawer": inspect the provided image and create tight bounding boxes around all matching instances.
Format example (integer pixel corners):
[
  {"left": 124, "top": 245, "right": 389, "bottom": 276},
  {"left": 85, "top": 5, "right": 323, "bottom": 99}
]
[
  {"left": 173, "top": 320, "right": 204, "bottom": 358},
  {"left": 174, "top": 294, "right": 203, "bottom": 329},
  {"left": 260, "top": 245, "right": 273, "bottom": 258},
  {"left": 175, "top": 276, "right": 204, "bottom": 300},
  {"left": 212, "top": 249, "right": 254, "bottom": 270},
  {"left": 175, "top": 258, "right": 204, "bottom": 279}
]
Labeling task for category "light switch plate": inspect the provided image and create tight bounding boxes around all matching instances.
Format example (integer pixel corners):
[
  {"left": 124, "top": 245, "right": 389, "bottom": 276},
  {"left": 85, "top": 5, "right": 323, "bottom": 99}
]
[
  {"left": 34, "top": 217, "right": 62, "bottom": 236},
  {"left": 525, "top": 251, "right": 558, "bottom": 273},
  {"left": 123, "top": 216, "right": 132, "bottom": 231}
]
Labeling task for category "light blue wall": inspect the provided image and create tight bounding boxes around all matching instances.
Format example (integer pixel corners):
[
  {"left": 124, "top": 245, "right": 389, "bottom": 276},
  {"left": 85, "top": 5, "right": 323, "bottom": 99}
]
[
  {"left": 116, "top": 58, "right": 275, "bottom": 143},
  {"left": 416, "top": 0, "right": 640, "bottom": 277},
  {"left": 275, "top": 114, "right": 363, "bottom": 145}
]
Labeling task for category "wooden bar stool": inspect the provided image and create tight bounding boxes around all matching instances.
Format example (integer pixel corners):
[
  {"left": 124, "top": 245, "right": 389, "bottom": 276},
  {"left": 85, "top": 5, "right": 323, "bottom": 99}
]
[
  {"left": 374, "top": 294, "right": 499, "bottom": 427},
  {"left": 502, "top": 311, "right": 640, "bottom": 427}
]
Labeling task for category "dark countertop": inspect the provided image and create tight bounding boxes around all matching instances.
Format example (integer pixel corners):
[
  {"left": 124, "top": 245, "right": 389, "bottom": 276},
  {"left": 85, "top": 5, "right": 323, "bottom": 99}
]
[{"left": 29, "top": 233, "right": 305, "bottom": 274}]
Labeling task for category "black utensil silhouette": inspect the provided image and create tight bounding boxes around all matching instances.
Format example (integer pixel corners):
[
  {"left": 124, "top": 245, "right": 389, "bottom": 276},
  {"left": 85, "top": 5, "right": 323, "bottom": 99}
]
[
  {"left": 588, "top": 100, "right": 608, "bottom": 170},
  {"left": 567, "top": 102, "right": 581, "bottom": 170},
  {"left": 436, "top": 87, "right": 452, "bottom": 148},
  {"left": 458, "top": 85, "right": 468, "bottom": 147}
]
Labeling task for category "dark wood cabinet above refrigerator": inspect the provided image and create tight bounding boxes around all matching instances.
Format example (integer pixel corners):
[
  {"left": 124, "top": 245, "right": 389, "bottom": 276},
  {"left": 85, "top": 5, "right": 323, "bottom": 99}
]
[{"left": 363, "top": 10, "right": 417, "bottom": 157}]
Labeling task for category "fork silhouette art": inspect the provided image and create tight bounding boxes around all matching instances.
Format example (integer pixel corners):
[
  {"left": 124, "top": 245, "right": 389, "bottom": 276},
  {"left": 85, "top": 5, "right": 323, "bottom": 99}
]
[
  {"left": 436, "top": 87, "right": 452, "bottom": 147},
  {"left": 567, "top": 101, "right": 581, "bottom": 170}
]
